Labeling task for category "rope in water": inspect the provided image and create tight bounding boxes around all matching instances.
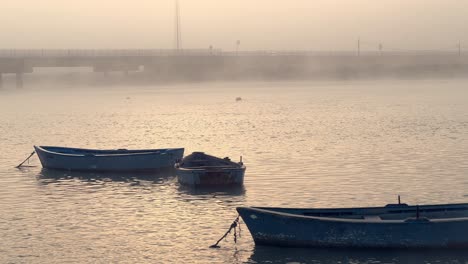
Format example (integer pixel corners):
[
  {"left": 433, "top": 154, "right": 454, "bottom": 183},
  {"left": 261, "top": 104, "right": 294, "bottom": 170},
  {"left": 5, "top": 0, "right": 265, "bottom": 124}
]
[
  {"left": 210, "top": 215, "right": 241, "bottom": 248},
  {"left": 16, "top": 151, "right": 36, "bottom": 168}
]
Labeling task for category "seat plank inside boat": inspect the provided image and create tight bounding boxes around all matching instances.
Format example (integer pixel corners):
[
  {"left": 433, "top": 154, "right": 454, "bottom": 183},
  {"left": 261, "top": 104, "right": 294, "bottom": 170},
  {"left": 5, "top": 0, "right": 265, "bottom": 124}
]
[{"left": 363, "top": 215, "right": 382, "bottom": 220}]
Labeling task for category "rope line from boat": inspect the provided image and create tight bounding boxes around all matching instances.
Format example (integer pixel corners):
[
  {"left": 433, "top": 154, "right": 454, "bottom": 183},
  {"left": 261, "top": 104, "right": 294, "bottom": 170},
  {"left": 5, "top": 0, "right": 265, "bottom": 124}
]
[
  {"left": 210, "top": 215, "right": 241, "bottom": 248},
  {"left": 16, "top": 151, "right": 36, "bottom": 168}
]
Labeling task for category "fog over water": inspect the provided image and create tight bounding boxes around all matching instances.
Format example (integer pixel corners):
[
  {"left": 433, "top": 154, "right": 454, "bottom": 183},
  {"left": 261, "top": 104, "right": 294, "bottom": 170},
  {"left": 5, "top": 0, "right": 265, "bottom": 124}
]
[{"left": 2, "top": 1, "right": 468, "bottom": 263}]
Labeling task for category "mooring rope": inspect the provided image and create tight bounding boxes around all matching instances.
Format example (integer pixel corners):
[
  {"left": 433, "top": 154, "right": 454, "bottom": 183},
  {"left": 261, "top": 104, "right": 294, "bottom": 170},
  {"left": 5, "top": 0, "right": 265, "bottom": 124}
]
[
  {"left": 210, "top": 215, "right": 241, "bottom": 248},
  {"left": 16, "top": 151, "right": 36, "bottom": 168}
]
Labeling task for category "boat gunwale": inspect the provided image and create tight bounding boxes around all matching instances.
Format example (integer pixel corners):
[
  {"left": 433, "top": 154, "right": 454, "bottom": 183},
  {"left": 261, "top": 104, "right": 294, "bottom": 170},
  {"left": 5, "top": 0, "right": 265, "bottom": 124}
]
[
  {"left": 176, "top": 165, "right": 246, "bottom": 171},
  {"left": 238, "top": 205, "right": 468, "bottom": 224},
  {"left": 35, "top": 146, "right": 184, "bottom": 158},
  {"left": 253, "top": 203, "right": 468, "bottom": 213}
]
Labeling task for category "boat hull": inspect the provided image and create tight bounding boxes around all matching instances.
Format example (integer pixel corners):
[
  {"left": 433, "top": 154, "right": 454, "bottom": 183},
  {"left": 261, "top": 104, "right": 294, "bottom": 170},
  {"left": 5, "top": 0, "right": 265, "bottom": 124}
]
[
  {"left": 177, "top": 167, "right": 245, "bottom": 186},
  {"left": 237, "top": 206, "right": 468, "bottom": 248},
  {"left": 34, "top": 146, "right": 184, "bottom": 172}
]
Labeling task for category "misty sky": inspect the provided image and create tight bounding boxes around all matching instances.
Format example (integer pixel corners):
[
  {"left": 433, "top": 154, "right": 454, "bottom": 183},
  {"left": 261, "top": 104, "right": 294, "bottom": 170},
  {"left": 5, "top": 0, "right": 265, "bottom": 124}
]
[{"left": 2, "top": 0, "right": 468, "bottom": 51}]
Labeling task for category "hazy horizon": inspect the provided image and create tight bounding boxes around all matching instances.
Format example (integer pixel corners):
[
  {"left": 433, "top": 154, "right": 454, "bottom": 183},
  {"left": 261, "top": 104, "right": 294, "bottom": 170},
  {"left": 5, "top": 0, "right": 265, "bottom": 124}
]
[{"left": 2, "top": 0, "right": 468, "bottom": 51}]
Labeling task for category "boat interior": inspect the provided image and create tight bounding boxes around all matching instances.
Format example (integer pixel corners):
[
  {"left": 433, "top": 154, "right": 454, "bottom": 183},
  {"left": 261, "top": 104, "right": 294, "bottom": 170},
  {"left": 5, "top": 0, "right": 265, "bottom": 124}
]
[
  {"left": 254, "top": 203, "right": 468, "bottom": 220},
  {"left": 179, "top": 152, "right": 242, "bottom": 169}
]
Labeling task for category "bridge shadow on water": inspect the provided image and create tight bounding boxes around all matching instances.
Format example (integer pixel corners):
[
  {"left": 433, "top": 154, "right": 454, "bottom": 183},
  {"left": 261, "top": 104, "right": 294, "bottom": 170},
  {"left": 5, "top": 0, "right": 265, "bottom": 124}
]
[
  {"left": 36, "top": 168, "right": 177, "bottom": 186},
  {"left": 247, "top": 245, "right": 468, "bottom": 264}
]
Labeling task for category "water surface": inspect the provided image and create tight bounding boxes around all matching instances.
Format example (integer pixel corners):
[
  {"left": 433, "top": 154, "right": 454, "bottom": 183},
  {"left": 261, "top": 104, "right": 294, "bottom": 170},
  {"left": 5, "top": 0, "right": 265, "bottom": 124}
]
[{"left": 1, "top": 80, "right": 468, "bottom": 263}]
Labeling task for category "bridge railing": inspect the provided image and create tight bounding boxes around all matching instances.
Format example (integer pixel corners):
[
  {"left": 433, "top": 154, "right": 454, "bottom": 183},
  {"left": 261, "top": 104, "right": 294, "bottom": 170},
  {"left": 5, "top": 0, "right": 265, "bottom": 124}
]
[
  {"left": 0, "top": 49, "right": 462, "bottom": 58},
  {"left": 0, "top": 49, "right": 225, "bottom": 58}
]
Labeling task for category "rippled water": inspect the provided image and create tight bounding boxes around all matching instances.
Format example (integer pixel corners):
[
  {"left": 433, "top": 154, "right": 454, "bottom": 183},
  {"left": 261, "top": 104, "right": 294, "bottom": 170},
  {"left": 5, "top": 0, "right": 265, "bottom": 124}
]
[{"left": 1, "top": 80, "right": 468, "bottom": 263}]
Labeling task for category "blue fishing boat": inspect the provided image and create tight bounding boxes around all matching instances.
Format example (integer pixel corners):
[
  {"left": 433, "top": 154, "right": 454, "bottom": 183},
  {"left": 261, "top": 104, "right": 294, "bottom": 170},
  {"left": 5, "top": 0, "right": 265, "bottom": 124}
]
[
  {"left": 237, "top": 202, "right": 468, "bottom": 248},
  {"left": 176, "top": 152, "right": 245, "bottom": 186},
  {"left": 34, "top": 146, "right": 184, "bottom": 172}
]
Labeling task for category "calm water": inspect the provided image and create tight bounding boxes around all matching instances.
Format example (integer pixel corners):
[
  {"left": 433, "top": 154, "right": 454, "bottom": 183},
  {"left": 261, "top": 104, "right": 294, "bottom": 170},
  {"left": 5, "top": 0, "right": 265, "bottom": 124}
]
[{"left": 1, "top": 80, "right": 468, "bottom": 263}]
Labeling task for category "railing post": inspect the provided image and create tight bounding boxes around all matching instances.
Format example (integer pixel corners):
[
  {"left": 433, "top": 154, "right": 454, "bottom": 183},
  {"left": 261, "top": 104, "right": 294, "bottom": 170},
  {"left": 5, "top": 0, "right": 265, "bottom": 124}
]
[{"left": 16, "top": 72, "right": 24, "bottom": 88}]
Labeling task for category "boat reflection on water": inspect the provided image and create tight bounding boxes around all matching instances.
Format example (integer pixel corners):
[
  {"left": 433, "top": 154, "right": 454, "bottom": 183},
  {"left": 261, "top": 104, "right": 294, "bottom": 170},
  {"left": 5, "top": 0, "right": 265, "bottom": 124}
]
[
  {"left": 177, "top": 184, "right": 246, "bottom": 197},
  {"left": 36, "top": 168, "right": 177, "bottom": 185},
  {"left": 177, "top": 184, "right": 246, "bottom": 204},
  {"left": 247, "top": 246, "right": 468, "bottom": 264}
]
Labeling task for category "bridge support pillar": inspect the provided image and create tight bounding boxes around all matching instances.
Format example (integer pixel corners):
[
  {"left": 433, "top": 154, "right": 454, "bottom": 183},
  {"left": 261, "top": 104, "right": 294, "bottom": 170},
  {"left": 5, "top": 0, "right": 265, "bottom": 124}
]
[
  {"left": 16, "top": 72, "right": 23, "bottom": 88},
  {"left": 0, "top": 73, "right": 3, "bottom": 88}
]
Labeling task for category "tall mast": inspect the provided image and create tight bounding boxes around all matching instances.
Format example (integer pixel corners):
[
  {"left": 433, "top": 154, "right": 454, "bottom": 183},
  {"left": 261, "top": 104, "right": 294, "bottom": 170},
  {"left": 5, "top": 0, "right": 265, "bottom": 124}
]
[{"left": 175, "top": 0, "right": 181, "bottom": 50}]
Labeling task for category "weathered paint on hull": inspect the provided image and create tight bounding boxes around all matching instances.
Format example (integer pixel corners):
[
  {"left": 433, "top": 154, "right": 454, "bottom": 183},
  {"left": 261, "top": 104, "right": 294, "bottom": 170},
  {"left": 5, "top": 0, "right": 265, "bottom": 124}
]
[
  {"left": 237, "top": 207, "right": 468, "bottom": 248},
  {"left": 177, "top": 167, "right": 245, "bottom": 186},
  {"left": 35, "top": 146, "right": 184, "bottom": 172}
]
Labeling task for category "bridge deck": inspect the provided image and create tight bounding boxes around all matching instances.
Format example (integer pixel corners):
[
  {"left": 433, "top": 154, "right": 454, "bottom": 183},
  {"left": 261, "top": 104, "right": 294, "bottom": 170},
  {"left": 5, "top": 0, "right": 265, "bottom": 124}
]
[{"left": 1, "top": 49, "right": 467, "bottom": 88}]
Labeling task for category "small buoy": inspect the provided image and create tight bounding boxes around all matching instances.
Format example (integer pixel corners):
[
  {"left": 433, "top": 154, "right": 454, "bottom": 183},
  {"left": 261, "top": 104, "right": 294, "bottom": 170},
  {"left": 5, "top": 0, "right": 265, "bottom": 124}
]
[{"left": 236, "top": 97, "right": 242, "bottom": 102}]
